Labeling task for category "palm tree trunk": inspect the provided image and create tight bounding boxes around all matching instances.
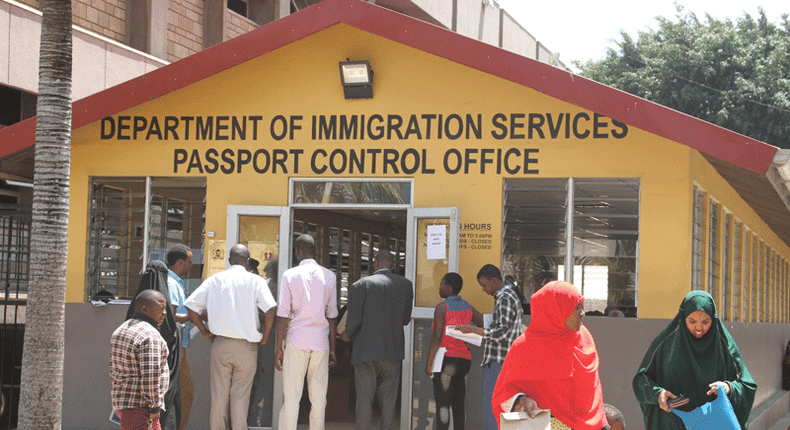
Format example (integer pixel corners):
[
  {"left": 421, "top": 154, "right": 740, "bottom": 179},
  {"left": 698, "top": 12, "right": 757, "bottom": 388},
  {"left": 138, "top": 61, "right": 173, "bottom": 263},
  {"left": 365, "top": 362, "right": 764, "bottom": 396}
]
[{"left": 17, "top": 0, "right": 72, "bottom": 428}]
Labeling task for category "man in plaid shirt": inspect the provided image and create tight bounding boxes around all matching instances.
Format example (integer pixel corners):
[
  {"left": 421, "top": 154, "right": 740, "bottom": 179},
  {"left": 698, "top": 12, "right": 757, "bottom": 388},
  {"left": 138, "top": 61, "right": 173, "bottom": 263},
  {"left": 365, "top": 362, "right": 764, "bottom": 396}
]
[
  {"left": 111, "top": 289, "right": 170, "bottom": 430},
  {"left": 456, "top": 264, "right": 523, "bottom": 430}
]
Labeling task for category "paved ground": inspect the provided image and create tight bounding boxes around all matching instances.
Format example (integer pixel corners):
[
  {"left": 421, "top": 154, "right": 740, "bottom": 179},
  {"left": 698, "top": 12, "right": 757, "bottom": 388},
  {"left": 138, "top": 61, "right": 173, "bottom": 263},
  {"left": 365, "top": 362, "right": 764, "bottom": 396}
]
[{"left": 770, "top": 414, "right": 790, "bottom": 430}]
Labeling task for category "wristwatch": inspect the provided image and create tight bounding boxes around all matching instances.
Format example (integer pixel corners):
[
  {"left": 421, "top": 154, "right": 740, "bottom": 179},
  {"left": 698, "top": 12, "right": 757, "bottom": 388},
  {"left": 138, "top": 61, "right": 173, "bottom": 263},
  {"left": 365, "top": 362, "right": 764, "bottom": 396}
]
[{"left": 149, "top": 406, "right": 160, "bottom": 415}]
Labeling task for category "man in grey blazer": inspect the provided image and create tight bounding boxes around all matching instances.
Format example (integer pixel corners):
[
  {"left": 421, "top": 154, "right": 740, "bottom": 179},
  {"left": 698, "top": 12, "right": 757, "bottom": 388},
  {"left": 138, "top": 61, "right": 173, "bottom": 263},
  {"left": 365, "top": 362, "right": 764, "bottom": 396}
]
[{"left": 346, "top": 250, "right": 414, "bottom": 430}]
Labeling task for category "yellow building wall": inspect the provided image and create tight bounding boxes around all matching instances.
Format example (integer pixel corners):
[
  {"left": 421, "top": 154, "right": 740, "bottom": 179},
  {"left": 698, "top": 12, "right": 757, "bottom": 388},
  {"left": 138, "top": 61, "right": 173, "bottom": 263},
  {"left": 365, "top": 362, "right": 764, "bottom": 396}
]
[{"left": 65, "top": 24, "right": 783, "bottom": 319}]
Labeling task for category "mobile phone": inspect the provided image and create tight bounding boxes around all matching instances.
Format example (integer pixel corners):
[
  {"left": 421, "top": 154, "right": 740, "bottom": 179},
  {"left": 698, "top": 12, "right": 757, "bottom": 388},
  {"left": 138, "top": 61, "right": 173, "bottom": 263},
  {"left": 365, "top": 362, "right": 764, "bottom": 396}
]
[{"left": 669, "top": 394, "right": 689, "bottom": 408}]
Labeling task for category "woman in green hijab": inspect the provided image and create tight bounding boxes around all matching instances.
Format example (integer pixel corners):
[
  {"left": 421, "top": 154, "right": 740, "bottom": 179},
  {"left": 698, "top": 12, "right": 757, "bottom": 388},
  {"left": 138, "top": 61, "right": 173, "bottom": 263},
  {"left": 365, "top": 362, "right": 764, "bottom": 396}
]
[{"left": 633, "top": 291, "right": 756, "bottom": 429}]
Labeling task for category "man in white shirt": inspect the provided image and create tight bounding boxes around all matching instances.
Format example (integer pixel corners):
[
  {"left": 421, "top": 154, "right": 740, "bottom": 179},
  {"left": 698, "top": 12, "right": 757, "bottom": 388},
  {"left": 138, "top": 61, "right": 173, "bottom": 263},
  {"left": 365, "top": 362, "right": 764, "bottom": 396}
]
[{"left": 185, "top": 244, "right": 277, "bottom": 430}]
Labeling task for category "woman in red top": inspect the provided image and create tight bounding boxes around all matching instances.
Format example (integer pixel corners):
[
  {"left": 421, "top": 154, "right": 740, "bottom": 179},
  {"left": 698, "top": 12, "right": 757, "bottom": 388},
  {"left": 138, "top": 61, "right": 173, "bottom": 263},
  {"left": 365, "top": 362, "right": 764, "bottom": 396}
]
[
  {"left": 424, "top": 272, "right": 484, "bottom": 430},
  {"left": 492, "top": 281, "right": 608, "bottom": 430}
]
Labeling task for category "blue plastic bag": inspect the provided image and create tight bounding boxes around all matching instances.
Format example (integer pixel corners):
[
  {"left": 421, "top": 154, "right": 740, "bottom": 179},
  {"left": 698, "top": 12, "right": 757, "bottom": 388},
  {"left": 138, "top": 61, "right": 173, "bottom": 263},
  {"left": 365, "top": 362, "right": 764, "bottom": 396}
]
[{"left": 671, "top": 383, "right": 740, "bottom": 430}]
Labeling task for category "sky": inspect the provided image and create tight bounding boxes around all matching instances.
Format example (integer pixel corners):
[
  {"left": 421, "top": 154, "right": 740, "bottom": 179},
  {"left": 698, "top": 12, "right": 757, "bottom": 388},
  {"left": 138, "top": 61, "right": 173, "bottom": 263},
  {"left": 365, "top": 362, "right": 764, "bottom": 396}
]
[{"left": 494, "top": 0, "right": 789, "bottom": 68}]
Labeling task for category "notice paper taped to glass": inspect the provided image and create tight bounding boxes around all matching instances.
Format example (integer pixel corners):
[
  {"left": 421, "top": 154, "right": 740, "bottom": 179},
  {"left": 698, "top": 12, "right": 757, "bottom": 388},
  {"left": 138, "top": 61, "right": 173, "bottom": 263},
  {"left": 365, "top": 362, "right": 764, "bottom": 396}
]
[
  {"left": 445, "top": 325, "right": 483, "bottom": 346},
  {"left": 426, "top": 224, "right": 447, "bottom": 260},
  {"left": 500, "top": 410, "right": 551, "bottom": 430}
]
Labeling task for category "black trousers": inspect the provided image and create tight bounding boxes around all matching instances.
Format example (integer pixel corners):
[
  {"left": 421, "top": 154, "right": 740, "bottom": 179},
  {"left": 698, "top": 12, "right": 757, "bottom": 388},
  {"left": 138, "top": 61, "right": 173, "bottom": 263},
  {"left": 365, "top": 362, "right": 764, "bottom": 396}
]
[{"left": 431, "top": 356, "right": 471, "bottom": 430}]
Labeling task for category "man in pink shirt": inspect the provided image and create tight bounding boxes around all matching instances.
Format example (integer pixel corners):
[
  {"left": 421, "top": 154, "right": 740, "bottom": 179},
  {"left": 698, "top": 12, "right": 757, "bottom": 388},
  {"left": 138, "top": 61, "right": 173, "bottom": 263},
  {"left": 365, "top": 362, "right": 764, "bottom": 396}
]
[{"left": 275, "top": 234, "right": 338, "bottom": 430}]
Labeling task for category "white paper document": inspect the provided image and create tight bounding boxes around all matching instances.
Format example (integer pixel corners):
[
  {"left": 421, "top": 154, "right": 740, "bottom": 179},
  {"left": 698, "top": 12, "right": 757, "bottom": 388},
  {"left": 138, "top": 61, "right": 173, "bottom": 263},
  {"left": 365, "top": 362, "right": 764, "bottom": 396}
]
[
  {"left": 483, "top": 313, "right": 493, "bottom": 329},
  {"left": 432, "top": 347, "right": 446, "bottom": 373},
  {"left": 426, "top": 224, "right": 447, "bottom": 260},
  {"left": 445, "top": 325, "right": 483, "bottom": 346},
  {"left": 500, "top": 410, "right": 551, "bottom": 430}
]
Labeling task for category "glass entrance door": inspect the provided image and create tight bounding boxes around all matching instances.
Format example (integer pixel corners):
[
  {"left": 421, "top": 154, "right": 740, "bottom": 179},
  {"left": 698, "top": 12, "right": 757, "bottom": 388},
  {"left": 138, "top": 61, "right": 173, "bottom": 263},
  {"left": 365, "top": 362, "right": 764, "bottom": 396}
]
[
  {"left": 226, "top": 205, "right": 459, "bottom": 430},
  {"left": 226, "top": 205, "right": 291, "bottom": 429},
  {"left": 404, "top": 208, "right": 460, "bottom": 430}
]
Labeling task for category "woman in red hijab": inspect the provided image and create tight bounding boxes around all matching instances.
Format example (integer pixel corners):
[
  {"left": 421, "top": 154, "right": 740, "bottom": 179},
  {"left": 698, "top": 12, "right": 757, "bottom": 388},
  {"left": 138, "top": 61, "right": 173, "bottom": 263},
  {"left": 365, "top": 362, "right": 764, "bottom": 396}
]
[{"left": 492, "top": 281, "right": 608, "bottom": 430}]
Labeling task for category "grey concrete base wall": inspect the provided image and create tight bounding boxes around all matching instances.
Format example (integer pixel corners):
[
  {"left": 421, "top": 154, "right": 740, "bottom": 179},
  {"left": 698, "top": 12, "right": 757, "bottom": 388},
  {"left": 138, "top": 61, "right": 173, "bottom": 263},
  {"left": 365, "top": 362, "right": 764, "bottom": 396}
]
[
  {"left": 62, "top": 304, "right": 790, "bottom": 430},
  {"left": 63, "top": 303, "right": 214, "bottom": 430}
]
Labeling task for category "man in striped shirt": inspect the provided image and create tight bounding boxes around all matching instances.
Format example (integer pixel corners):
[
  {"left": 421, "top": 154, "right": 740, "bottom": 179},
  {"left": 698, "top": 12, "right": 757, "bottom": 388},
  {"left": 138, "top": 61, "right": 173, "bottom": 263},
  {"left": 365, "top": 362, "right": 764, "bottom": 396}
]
[{"left": 110, "top": 289, "right": 170, "bottom": 430}]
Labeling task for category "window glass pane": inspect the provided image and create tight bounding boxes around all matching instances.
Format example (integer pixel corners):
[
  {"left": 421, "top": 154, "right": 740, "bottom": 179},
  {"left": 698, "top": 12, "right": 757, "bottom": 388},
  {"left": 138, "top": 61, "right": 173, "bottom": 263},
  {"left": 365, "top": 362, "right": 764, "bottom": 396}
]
[
  {"left": 691, "top": 187, "right": 705, "bottom": 290},
  {"left": 292, "top": 181, "right": 411, "bottom": 205},
  {"left": 415, "top": 218, "right": 449, "bottom": 308},
  {"left": 708, "top": 202, "right": 720, "bottom": 304},
  {"left": 722, "top": 213, "right": 731, "bottom": 321},
  {"left": 86, "top": 177, "right": 207, "bottom": 300},
  {"left": 502, "top": 178, "right": 567, "bottom": 301},
  {"left": 572, "top": 178, "right": 639, "bottom": 317},
  {"left": 87, "top": 178, "right": 146, "bottom": 300}
]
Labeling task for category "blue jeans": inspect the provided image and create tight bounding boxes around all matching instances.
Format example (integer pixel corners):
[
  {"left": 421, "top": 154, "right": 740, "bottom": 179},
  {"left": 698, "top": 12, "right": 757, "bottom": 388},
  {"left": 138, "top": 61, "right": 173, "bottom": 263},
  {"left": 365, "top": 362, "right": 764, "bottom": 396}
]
[{"left": 481, "top": 361, "right": 502, "bottom": 430}]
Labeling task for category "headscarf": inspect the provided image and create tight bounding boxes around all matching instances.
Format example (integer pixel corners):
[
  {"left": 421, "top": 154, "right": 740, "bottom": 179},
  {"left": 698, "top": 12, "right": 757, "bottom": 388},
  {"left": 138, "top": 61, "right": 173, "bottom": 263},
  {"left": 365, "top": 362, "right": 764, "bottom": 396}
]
[
  {"left": 633, "top": 291, "right": 756, "bottom": 430},
  {"left": 492, "top": 281, "right": 606, "bottom": 430}
]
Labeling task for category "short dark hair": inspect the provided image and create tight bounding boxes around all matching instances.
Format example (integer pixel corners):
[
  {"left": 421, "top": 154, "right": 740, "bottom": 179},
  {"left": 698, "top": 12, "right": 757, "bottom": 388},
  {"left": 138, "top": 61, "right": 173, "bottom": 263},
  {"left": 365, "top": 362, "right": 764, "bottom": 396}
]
[
  {"left": 477, "top": 264, "right": 502, "bottom": 281},
  {"left": 134, "top": 289, "right": 165, "bottom": 312},
  {"left": 604, "top": 404, "right": 625, "bottom": 424},
  {"left": 375, "top": 250, "right": 394, "bottom": 264},
  {"left": 442, "top": 272, "right": 463, "bottom": 295},
  {"left": 294, "top": 234, "right": 316, "bottom": 256},
  {"left": 167, "top": 244, "right": 191, "bottom": 267}
]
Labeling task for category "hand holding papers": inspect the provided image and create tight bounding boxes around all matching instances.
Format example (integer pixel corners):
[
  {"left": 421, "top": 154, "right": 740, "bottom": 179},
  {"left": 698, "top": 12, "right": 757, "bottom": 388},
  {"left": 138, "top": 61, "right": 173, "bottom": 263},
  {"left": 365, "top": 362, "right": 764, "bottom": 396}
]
[
  {"left": 500, "top": 410, "right": 551, "bottom": 430},
  {"left": 446, "top": 325, "right": 483, "bottom": 346}
]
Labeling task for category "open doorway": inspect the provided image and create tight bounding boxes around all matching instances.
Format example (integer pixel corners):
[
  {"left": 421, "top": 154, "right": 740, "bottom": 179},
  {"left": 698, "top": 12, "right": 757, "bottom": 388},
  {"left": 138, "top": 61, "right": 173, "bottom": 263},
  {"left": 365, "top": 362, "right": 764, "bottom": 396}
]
[{"left": 291, "top": 208, "right": 407, "bottom": 430}]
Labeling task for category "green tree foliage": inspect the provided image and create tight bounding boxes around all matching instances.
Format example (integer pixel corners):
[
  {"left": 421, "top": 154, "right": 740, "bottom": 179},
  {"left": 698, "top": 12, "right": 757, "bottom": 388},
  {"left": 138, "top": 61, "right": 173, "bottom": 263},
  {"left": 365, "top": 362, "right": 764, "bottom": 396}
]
[{"left": 578, "top": 6, "right": 790, "bottom": 148}]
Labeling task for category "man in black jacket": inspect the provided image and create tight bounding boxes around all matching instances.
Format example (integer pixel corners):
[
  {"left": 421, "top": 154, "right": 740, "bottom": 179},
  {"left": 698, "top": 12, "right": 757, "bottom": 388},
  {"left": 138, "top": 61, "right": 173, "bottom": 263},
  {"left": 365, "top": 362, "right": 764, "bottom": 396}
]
[{"left": 345, "top": 250, "right": 413, "bottom": 430}]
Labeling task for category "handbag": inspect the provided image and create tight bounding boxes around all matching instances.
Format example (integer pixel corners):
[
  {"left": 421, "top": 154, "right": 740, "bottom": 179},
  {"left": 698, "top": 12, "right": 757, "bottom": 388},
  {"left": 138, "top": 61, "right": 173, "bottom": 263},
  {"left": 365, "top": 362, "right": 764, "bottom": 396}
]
[
  {"left": 671, "top": 383, "right": 740, "bottom": 430},
  {"left": 500, "top": 410, "right": 551, "bottom": 430}
]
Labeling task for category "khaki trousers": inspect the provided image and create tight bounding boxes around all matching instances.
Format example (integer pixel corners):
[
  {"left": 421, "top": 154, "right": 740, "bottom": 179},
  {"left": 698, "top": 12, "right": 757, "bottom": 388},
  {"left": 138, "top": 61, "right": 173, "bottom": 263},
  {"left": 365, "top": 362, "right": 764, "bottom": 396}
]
[
  {"left": 179, "top": 348, "right": 194, "bottom": 430},
  {"left": 209, "top": 336, "right": 258, "bottom": 430},
  {"left": 277, "top": 340, "right": 329, "bottom": 430}
]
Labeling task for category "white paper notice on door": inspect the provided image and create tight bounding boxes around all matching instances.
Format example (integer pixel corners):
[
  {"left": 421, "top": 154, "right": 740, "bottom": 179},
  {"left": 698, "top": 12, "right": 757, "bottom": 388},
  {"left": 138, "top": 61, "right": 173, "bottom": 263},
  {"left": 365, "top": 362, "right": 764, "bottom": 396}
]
[{"left": 426, "top": 224, "right": 447, "bottom": 260}]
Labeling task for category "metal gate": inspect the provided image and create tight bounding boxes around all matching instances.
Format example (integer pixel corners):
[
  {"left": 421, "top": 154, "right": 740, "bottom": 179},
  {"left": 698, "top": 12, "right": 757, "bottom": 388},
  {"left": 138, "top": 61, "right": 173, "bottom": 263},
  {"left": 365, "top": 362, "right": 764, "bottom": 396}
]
[{"left": 0, "top": 204, "right": 31, "bottom": 430}]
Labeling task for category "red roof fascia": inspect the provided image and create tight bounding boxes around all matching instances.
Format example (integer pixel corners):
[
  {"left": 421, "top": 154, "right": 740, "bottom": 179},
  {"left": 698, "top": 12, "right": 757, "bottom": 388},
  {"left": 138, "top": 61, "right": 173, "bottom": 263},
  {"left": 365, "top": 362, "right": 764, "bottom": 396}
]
[{"left": 0, "top": 0, "right": 778, "bottom": 174}]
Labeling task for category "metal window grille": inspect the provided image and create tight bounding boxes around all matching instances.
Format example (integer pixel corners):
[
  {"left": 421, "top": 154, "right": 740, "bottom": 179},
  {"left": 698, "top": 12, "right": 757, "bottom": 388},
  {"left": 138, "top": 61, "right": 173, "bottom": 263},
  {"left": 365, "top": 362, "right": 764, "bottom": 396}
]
[
  {"left": 733, "top": 221, "right": 741, "bottom": 321},
  {"left": 0, "top": 204, "right": 31, "bottom": 430},
  {"left": 708, "top": 201, "right": 720, "bottom": 303},
  {"left": 691, "top": 187, "right": 705, "bottom": 290},
  {"left": 86, "top": 179, "right": 146, "bottom": 300},
  {"left": 759, "top": 242, "right": 765, "bottom": 322},
  {"left": 721, "top": 212, "right": 730, "bottom": 321},
  {"left": 752, "top": 238, "right": 759, "bottom": 322},
  {"left": 86, "top": 178, "right": 206, "bottom": 300}
]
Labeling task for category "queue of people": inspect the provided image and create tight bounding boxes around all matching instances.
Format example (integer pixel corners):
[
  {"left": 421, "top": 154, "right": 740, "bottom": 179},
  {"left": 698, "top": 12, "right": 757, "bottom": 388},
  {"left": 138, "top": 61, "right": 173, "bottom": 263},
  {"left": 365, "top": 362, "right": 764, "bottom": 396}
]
[{"left": 110, "top": 242, "right": 756, "bottom": 430}]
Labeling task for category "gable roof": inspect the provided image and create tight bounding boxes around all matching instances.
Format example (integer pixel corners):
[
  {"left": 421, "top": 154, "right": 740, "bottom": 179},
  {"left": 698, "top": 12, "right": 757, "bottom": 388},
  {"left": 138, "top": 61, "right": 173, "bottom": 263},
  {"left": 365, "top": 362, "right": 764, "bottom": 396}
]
[{"left": 0, "top": 0, "right": 787, "bottom": 243}]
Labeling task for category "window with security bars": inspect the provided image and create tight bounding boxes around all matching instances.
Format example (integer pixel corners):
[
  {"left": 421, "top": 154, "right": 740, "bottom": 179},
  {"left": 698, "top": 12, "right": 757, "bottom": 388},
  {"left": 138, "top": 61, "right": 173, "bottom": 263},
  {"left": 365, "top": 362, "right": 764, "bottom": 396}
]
[
  {"left": 752, "top": 238, "right": 759, "bottom": 322},
  {"left": 691, "top": 187, "right": 705, "bottom": 290},
  {"left": 502, "top": 178, "right": 639, "bottom": 316},
  {"left": 744, "top": 233, "right": 752, "bottom": 322},
  {"left": 708, "top": 201, "right": 720, "bottom": 304},
  {"left": 732, "top": 221, "right": 741, "bottom": 322},
  {"left": 759, "top": 242, "right": 765, "bottom": 322},
  {"left": 721, "top": 212, "right": 730, "bottom": 321},
  {"left": 86, "top": 177, "right": 206, "bottom": 300}
]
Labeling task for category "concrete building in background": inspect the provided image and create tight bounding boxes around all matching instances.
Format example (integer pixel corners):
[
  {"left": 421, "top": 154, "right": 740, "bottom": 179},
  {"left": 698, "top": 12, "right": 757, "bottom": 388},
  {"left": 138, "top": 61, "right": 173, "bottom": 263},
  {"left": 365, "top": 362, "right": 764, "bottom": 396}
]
[{"left": 0, "top": 0, "right": 565, "bottom": 132}]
